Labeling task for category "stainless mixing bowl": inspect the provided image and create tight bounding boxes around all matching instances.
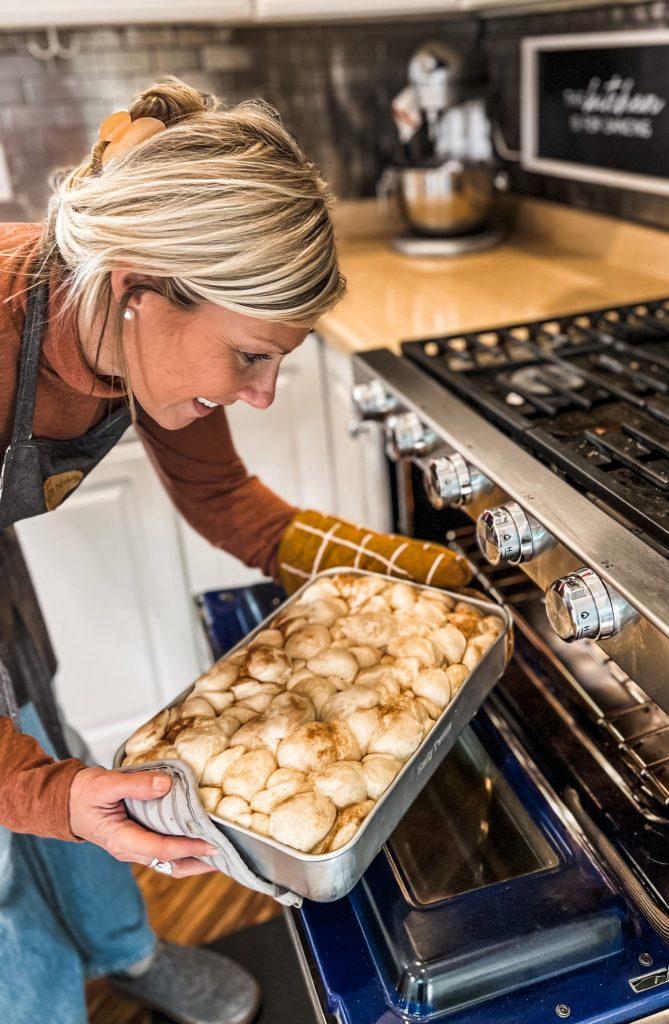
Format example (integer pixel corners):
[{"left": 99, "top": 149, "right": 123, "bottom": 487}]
[{"left": 398, "top": 161, "right": 495, "bottom": 237}]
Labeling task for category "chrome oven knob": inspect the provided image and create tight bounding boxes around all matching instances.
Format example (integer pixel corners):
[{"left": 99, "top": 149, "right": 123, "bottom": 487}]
[
  {"left": 421, "top": 452, "right": 490, "bottom": 509},
  {"left": 384, "top": 411, "right": 438, "bottom": 462},
  {"left": 545, "top": 568, "right": 637, "bottom": 642},
  {"left": 476, "top": 502, "right": 552, "bottom": 565},
  {"left": 351, "top": 379, "right": 397, "bottom": 419}
]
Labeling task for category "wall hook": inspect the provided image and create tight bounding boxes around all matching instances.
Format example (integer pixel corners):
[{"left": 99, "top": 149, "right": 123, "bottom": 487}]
[{"left": 26, "top": 27, "right": 80, "bottom": 62}]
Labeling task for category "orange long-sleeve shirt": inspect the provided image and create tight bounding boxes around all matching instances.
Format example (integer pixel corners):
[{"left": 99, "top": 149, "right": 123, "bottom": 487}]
[{"left": 0, "top": 222, "right": 298, "bottom": 840}]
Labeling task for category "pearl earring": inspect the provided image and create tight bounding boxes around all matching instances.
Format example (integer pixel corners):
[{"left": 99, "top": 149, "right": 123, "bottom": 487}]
[{"left": 123, "top": 308, "right": 134, "bottom": 321}]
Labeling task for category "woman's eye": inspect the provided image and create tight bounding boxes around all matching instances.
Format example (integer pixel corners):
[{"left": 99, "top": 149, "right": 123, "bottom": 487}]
[{"left": 242, "top": 352, "right": 271, "bottom": 366}]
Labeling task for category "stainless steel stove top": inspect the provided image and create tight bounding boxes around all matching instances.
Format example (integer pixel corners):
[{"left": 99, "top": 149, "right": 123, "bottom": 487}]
[{"left": 403, "top": 299, "right": 669, "bottom": 553}]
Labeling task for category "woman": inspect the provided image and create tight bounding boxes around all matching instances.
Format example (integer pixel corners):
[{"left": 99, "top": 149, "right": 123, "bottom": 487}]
[{"left": 0, "top": 77, "right": 469, "bottom": 1024}]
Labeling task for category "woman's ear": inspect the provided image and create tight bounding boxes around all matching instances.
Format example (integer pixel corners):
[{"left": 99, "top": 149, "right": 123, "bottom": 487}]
[{"left": 109, "top": 270, "right": 158, "bottom": 306}]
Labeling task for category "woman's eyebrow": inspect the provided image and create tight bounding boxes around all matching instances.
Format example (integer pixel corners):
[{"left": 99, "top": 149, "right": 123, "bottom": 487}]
[{"left": 247, "top": 339, "right": 294, "bottom": 354}]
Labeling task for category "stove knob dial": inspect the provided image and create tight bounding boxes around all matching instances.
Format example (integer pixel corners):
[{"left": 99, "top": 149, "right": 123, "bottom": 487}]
[
  {"left": 351, "top": 379, "right": 397, "bottom": 420},
  {"left": 421, "top": 452, "right": 490, "bottom": 509},
  {"left": 476, "top": 502, "right": 552, "bottom": 565},
  {"left": 385, "top": 411, "right": 438, "bottom": 462},
  {"left": 545, "top": 568, "right": 637, "bottom": 642}
]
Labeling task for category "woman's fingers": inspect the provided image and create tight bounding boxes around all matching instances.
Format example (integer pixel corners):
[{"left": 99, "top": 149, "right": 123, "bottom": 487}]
[
  {"left": 94, "top": 768, "right": 173, "bottom": 805},
  {"left": 68, "top": 765, "right": 220, "bottom": 873},
  {"left": 109, "top": 818, "right": 218, "bottom": 864}
]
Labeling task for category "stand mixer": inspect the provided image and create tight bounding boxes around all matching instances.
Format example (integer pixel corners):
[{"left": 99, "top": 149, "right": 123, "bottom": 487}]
[{"left": 387, "top": 41, "right": 506, "bottom": 257}]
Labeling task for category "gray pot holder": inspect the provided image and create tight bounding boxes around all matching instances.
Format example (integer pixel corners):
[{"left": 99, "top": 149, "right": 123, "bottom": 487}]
[{"left": 118, "top": 760, "right": 303, "bottom": 908}]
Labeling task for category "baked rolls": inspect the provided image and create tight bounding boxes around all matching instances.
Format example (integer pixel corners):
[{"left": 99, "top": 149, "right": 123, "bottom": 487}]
[{"left": 123, "top": 573, "right": 502, "bottom": 855}]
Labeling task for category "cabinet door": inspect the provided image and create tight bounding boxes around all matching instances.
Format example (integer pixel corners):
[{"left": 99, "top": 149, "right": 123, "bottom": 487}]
[
  {"left": 16, "top": 437, "right": 200, "bottom": 767},
  {"left": 4, "top": 0, "right": 252, "bottom": 28},
  {"left": 321, "top": 341, "right": 391, "bottom": 534},
  {"left": 178, "top": 333, "right": 334, "bottom": 596}
]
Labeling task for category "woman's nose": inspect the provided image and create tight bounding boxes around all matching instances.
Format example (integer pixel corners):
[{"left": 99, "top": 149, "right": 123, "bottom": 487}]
[
  {"left": 237, "top": 386, "right": 274, "bottom": 410},
  {"left": 236, "top": 365, "right": 278, "bottom": 409}
]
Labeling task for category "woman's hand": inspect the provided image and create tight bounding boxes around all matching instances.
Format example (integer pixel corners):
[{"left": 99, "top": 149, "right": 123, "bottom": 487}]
[{"left": 69, "top": 767, "right": 219, "bottom": 877}]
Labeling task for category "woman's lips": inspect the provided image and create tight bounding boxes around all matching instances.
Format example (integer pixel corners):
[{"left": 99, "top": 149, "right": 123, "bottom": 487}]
[{"left": 192, "top": 398, "right": 217, "bottom": 418}]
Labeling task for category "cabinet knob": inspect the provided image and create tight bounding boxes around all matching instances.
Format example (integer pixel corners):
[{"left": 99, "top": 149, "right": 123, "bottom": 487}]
[
  {"left": 545, "top": 567, "right": 636, "bottom": 642},
  {"left": 476, "top": 501, "right": 552, "bottom": 565},
  {"left": 420, "top": 452, "right": 490, "bottom": 509}
]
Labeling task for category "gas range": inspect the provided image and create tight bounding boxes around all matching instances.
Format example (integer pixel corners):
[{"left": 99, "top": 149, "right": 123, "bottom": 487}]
[
  {"left": 291, "top": 531, "right": 669, "bottom": 1024},
  {"left": 288, "top": 299, "right": 669, "bottom": 1024}
]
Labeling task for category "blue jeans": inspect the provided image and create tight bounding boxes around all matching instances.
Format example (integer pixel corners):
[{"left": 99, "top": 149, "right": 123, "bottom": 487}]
[{"left": 0, "top": 704, "right": 156, "bottom": 1024}]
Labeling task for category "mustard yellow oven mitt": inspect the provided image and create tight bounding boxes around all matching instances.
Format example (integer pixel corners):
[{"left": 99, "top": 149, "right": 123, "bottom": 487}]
[{"left": 277, "top": 509, "right": 471, "bottom": 596}]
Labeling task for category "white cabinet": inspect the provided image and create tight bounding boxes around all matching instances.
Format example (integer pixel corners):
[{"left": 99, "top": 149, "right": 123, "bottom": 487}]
[
  {"left": 256, "top": 0, "right": 631, "bottom": 14},
  {"left": 1, "top": 1, "right": 253, "bottom": 29},
  {"left": 178, "top": 332, "right": 334, "bottom": 596},
  {"left": 254, "top": 0, "right": 458, "bottom": 19},
  {"left": 1, "top": 0, "right": 627, "bottom": 27},
  {"left": 16, "top": 435, "right": 200, "bottom": 767},
  {"left": 320, "top": 341, "right": 391, "bottom": 534}
]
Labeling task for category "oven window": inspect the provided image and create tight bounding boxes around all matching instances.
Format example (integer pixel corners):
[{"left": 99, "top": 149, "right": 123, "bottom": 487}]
[{"left": 388, "top": 727, "right": 559, "bottom": 905}]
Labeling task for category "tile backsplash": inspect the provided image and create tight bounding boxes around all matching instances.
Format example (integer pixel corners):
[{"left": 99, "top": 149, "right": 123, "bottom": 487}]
[{"left": 2, "top": 2, "right": 669, "bottom": 230}]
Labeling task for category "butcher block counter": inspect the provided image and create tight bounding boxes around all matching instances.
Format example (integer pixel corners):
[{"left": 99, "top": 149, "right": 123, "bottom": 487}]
[{"left": 319, "top": 197, "right": 669, "bottom": 355}]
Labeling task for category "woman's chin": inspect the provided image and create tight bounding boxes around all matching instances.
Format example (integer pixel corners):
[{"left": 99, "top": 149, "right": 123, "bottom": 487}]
[{"left": 145, "top": 405, "right": 198, "bottom": 430}]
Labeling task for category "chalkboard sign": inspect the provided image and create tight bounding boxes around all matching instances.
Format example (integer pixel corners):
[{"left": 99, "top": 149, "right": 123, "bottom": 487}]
[{"left": 521, "top": 30, "right": 669, "bottom": 195}]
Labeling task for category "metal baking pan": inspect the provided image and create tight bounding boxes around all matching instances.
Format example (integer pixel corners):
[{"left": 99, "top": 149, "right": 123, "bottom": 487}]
[{"left": 115, "top": 569, "right": 512, "bottom": 903}]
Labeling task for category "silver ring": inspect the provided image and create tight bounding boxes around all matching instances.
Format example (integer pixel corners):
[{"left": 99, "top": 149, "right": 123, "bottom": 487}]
[{"left": 148, "top": 858, "right": 173, "bottom": 876}]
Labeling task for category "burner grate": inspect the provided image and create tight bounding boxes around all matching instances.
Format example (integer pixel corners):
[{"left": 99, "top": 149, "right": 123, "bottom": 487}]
[{"left": 404, "top": 298, "right": 669, "bottom": 549}]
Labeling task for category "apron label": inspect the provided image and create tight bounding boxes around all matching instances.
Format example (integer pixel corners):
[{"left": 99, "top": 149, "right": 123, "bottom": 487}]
[{"left": 43, "top": 470, "right": 84, "bottom": 511}]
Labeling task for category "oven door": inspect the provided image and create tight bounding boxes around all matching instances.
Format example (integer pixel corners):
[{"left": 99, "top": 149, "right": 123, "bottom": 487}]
[{"left": 289, "top": 690, "right": 669, "bottom": 1024}]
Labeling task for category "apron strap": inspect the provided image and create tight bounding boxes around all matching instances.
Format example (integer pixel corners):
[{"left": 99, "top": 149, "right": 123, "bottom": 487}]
[
  {"left": 0, "top": 655, "right": 21, "bottom": 733},
  {"left": 11, "top": 279, "right": 49, "bottom": 444},
  {"left": 12, "top": 613, "right": 71, "bottom": 761},
  {"left": 0, "top": 529, "right": 71, "bottom": 760}
]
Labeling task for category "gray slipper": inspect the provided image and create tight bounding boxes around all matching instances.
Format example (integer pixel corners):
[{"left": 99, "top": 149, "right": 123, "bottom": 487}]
[{"left": 109, "top": 940, "right": 261, "bottom": 1024}]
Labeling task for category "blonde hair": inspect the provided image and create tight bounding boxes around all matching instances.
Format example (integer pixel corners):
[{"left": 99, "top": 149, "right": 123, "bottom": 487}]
[{"left": 38, "top": 77, "right": 345, "bottom": 348}]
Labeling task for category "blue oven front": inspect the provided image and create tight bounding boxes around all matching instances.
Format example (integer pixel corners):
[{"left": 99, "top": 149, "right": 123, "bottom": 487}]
[
  {"left": 199, "top": 584, "right": 669, "bottom": 1024},
  {"left": 291, "top": 702, "right": 669, "bottom": 1024}
]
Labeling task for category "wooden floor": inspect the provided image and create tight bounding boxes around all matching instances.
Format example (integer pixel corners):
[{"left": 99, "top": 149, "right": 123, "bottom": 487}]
[{"left": 86, "top": 867, "right": 281, "bottom": 1024}]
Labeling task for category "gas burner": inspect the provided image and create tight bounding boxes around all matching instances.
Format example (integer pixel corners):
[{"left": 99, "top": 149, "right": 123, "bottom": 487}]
[{"left": 506, "top": 363, "right": 586, "bottom": 402}]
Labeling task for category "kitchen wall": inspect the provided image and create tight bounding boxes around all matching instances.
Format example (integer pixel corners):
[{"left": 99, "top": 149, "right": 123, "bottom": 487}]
[{"left": 1, "top": 1, "right": 669, "bottom": 230}]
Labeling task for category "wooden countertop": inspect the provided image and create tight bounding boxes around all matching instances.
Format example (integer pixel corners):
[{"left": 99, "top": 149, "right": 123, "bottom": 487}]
[{"left": 318, "top": 198, "right": 669, "bottom": 355}]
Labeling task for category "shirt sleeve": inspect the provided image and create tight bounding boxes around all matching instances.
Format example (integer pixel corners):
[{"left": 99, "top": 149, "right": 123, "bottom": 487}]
[
  {"left": 136, "top": 407, "right": 298, "bottom": 581},
  {"left": 0, "top": 717, "right": 84, "bottom": 841}
]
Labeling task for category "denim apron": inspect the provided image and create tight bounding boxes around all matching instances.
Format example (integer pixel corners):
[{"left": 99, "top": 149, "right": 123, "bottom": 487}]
[
  {"left": 0, "top": 278, "right": 155, "bottom": 1023},
  {"left": 0, "top": 278, "right": 131, "bottom": 752}
]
